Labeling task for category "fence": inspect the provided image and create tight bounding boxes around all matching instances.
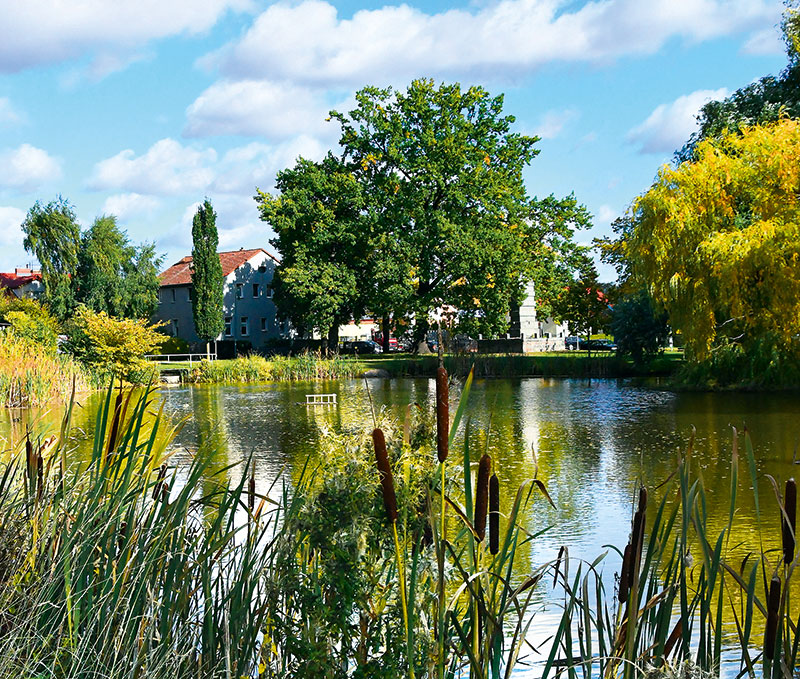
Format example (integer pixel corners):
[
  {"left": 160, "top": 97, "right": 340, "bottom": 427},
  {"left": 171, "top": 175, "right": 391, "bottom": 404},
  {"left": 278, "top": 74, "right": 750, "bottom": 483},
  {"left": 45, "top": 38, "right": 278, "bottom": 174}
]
[{"left": 145, "top": 353, "right": 217, "bottom": 367}]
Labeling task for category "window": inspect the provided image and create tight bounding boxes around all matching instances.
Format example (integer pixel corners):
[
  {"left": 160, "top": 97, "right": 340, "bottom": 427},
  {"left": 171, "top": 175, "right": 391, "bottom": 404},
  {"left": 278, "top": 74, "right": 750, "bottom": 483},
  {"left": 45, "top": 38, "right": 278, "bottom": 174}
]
[
  {"left": 236, "top": 284, "right": 243, "bottom": 299},
  {"left": 171, "top": 319, "right": 179, "bottom": 337},
  {"left": 186, "top": 287, "right": 192, "bottom": 302},
  {"left": 265, "top": 285, "right": 273, "bottom": 299},
  {"left": 224, "top": 316, "right": 232, "bottom": 337},
  {"left": 171, "top": 288, "right": 176, "bottom": 303},
  {"left": 261, "top": 317, "right": 267, "bottom": 332},
  {"left": 253, "top": 283, "right": 260, "bottom": 298},
  {"left": 240, "top": 317, "right": 249, "bottom": 336}
]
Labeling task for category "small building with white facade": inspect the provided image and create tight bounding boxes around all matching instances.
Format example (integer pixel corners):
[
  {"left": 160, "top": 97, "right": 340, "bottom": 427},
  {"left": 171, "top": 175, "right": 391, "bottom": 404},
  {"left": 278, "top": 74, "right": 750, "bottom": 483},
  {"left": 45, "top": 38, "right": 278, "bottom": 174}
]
[
  {"left": 153, "top": 248, "right": 289, "bottom": 351},
  {"left": 0, "top": 268, "right": 44, "bottom": 300}
]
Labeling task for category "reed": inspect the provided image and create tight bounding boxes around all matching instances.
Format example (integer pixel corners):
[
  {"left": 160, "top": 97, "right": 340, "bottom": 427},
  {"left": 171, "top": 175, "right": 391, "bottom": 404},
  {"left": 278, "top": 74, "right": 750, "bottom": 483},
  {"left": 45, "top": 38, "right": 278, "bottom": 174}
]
[
  {"left": 188, "top": 352, "right": 364, "bottom": 383},
  {"left": 0, "top": 331, "right": 93, "bottom": 407}
]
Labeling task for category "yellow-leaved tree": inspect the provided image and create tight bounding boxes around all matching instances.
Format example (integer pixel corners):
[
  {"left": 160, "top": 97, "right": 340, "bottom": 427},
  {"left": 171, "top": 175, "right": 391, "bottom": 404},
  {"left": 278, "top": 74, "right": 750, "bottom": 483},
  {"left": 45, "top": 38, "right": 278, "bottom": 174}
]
[{"left": 627, "top": 119, "right": 800, "bottom": 370}]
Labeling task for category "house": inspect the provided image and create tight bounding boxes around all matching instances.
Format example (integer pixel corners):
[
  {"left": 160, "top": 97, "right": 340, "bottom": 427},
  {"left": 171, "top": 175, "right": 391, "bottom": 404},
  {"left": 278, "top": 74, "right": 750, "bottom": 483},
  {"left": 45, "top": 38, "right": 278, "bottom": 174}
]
[
  {"left": 153, "top": 248, "right": 288, "bottom": 351},
  {"left": 0, "top": 267, "right": 44, "bottom": 300}
]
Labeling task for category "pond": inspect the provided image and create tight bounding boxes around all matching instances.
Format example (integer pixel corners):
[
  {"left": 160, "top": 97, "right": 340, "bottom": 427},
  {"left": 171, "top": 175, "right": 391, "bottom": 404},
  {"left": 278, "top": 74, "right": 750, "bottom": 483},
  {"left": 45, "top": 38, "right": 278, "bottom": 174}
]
[{"left": 3, "top": 376, "right": 800, "bottom": 673}]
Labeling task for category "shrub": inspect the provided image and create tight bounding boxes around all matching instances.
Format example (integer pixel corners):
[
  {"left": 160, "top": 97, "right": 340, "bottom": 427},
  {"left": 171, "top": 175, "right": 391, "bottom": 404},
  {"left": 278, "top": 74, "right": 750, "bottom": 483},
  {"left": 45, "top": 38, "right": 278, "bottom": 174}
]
[
  {"left": 159, "top": 335, "right": 191, "bottom": 354},
  {"left": 64, "top": 306, "right": 165, "bottom": 382},
  {"left": 0, "top": 297, "right": 60, "bottom": 352}
]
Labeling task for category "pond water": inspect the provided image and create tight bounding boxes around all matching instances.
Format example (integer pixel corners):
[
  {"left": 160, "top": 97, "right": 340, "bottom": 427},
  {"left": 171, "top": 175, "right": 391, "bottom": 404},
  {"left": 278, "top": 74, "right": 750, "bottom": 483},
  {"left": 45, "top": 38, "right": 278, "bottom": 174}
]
[{"left": 3, "top": 376, "right": 800, "bottom": 673}]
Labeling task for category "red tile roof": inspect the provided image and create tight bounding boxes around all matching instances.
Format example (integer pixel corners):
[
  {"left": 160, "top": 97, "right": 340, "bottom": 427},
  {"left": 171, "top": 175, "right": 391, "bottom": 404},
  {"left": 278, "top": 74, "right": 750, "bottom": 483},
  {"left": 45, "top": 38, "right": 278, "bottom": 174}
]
[
  {"left": 0, "top": 270, "right": 42, "bottom": 290},
  {"left": 158, "top": 248, "right": 279, "bottom": 287}
]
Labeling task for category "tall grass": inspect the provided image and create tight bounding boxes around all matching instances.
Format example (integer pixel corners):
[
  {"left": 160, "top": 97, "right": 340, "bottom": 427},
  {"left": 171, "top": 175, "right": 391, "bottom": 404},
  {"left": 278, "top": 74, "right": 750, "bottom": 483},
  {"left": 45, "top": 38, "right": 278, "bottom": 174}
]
[
  {"left": 188, "top": 352, "right": 364, "bottom": 383},
  {"left": 0, "top": 331, "right": 92, "bottom": 407},
  {"left": 0, "top": 384, "right": 275, "bottom": 678}
]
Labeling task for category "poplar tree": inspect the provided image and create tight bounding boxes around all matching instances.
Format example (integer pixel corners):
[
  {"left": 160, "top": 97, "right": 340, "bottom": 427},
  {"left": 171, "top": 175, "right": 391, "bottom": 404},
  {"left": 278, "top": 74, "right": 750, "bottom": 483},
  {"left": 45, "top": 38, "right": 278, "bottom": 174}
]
[{"left": 191, "top": 199, "right": 224, "bottom": 353}]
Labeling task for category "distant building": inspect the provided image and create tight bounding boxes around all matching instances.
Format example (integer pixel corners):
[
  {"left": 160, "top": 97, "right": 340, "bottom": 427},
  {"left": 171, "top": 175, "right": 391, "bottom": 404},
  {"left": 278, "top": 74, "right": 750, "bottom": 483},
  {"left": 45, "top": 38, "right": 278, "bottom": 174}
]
[
  {"left": 0, "top": 267, "right": 44, "bottom": 300},
  {"left": 153, "top": 248, "right": 288, "bottom": 350},
  {"left": 507, "top": 281, "right": 569, "bottom": 351}
]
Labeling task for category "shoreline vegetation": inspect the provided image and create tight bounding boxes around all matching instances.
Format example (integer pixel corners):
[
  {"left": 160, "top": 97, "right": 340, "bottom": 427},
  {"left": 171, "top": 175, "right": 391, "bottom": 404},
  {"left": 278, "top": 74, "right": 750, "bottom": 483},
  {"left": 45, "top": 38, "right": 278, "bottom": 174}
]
[{"left": 0, "top": 376, "right": 796, "bottom": 677}]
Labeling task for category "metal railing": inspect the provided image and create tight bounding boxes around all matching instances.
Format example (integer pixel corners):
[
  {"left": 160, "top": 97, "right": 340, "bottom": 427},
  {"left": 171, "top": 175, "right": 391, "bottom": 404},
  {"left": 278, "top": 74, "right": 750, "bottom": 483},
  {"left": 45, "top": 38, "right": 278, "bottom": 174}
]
[{"left": 145, "top": 353, "right": 217, "bottom": 366}]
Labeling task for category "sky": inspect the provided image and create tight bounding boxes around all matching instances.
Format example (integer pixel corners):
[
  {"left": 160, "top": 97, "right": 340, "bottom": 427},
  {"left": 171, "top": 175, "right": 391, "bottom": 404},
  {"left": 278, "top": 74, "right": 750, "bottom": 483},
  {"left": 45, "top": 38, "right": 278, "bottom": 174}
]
[{"left": 0, "top": 0, "right": 790, "bottom": 281}]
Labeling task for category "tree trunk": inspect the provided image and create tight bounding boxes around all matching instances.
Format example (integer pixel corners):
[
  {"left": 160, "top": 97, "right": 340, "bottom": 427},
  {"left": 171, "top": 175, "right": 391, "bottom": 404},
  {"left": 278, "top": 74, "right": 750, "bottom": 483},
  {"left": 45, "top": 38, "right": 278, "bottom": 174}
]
[
  {"left": 381, "top": 316, "right": 391, "bottom": 353},
  {"left": 327, "top": 324, "right": 340, "bottom": 354}
]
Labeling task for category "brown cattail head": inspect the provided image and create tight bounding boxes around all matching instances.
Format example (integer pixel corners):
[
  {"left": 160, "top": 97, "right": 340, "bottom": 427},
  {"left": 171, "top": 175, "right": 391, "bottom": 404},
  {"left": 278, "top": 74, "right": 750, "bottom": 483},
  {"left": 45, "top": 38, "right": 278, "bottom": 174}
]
[
  {"left": 784, "top": 478, "right": 797, "bottom": 565},
  {"left": 638, "top": 486, "right": 648, "bottom": 514},
  {"left": 489, "top": 473, "right": 500, "bottom": 555},
  {"left": 373, "top": 428, "right": 398, "bottom": 523},
  {"left": 474, "top": 454, "right": 492, "bottom": 541},
  {"left": 765, "top": 575, "right": 782, "bottom": 659},
  {"left": 153, "top": 464, "right": 167, "bottom": 501},
  {"left": 618, "top": 543, "right": 632, "bottom": 603},
  {"left": 436, "top": 367, "right": 449, "bottom": 463},
  {"left": 248, "top": 461, "right": 256, "bottom": 514}
]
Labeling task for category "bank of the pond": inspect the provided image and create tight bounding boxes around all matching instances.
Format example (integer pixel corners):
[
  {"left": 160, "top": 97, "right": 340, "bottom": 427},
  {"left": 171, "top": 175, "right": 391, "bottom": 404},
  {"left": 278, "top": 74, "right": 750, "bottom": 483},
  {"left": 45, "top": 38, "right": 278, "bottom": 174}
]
[
  {"left": 170, "top": 353, "right": 366, "bottom": 383},
  {"left": 359, "top": 350, "right": 684, "bottom": 379}
]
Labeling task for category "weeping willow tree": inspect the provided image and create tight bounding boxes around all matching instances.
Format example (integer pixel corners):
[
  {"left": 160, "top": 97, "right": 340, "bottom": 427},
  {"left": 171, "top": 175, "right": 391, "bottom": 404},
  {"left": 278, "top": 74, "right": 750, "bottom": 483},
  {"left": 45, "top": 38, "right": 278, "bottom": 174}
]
[{"left": 626, "top": 119, "right": 800, "bottom": 378}]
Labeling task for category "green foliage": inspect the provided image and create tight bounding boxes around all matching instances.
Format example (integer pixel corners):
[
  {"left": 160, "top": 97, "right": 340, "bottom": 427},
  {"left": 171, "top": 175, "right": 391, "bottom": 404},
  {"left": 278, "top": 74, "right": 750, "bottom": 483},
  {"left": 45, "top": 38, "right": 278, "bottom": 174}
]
[
  {"left": 257, "top": 155, "right": 367, "bottom": 342},
  {"left": 191, "top": 199, "right": 225, "bottom": 342},
  {"left": 76, "top": 215, "right": 162, "bottom": 319},
  {"left": 21, "top": 196, "right": 81, "bottom": 320},
  {"left": 611, "top": 289, "right": 670, "bottom": 366},
  {"left": 21, "top": 199, "right": 161, "bottom": 321},
  {"left": 261, "top": 80, "right": 589, "bottom": 343},
  {"left": 626, "top": 120, "right": 800, "bottom": 364},
  {"left": 552, "top": 258, "right": 611, "bottom": 344},
  {"left": 0, "top": 297, "right": 60, "bottom": 352},
  {"left": 64, "top": 307, "right": 165, "bottom": 381},
  {"left": 159, "top": 335, "right": 190, "bottom": 354}
]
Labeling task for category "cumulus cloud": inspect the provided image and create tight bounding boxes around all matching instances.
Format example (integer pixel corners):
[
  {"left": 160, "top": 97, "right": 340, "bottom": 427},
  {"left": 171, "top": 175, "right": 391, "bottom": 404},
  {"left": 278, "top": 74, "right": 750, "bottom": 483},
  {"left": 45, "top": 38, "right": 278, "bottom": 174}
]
[
  {"left": 101, "top": 193, "right": 162, "bottom": 221},
  {"left": 0, "top": 98, "right": 22, "bottom": 126},
  {"left": 0, "top": 0, "right": 251, "bottom": 75},
  {"left": 741, "top": 26, "right": 784, "bottom": 54},
  {"left": 627, "top": 87, "right": 729, "bottom": 154},
  {"left": 0, "top": 144, "right": 62, "bottom": 192},
  {"left": 185, "top": 80, "right": 345, "bottom": 140},
  {"left": 88, "top": 138, "right": 217, "bottom": 195},
  {"left": 0, "top": 206, "right": 29, "bottom": 271},
  {"left": 204, "top": 0, "right": 779, "bottom": 87}
]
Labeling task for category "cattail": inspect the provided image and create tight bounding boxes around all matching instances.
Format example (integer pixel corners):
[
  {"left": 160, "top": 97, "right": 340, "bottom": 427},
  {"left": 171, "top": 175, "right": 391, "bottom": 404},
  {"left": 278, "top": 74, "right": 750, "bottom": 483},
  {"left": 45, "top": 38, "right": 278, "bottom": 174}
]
[
  {"left": 373, "top": 428, "right": 397, "bottom": 523},
  {"left": 618, "top": 543, "right": 632, "bottom": 603},
  {"left": 36, "top": 450, "right": 43, "bottom": 501},
  {"left": 474, "top": 454, "right": 492, "bottom": 541},
  {"left": 153, "top": 464, "right": 167, "bottom": 501},
  {"left": 248, "top": 461, "right": 256, "bottom": 514},
  {"left": 489, "top": 473, "right": 500, "bottom": 554},
  {"left": 765, "top": 575, "right": 781, "bottom": 659},
  {"left": 783, "top": 478, "right": 796, "bottom": 564},
  {"left": 436, "top": 367, "right": 449, "bottom": 463},
  {"left": 107, "top": 386, "right": 123, "bottom": 456}
]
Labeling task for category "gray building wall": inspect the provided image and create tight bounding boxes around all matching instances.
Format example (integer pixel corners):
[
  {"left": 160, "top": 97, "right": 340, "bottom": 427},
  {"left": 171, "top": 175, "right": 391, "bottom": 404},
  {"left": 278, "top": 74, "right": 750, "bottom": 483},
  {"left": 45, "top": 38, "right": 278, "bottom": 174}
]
[{"left": 153, "top": 251, "right": 287, "bottom": 351}]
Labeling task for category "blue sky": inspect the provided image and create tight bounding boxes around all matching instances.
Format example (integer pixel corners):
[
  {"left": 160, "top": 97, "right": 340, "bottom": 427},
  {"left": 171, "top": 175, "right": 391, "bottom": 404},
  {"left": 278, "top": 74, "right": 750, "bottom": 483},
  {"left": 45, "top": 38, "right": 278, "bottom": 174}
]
[{"left": 0, "top": 0, "right": 789, "bottom": 280}]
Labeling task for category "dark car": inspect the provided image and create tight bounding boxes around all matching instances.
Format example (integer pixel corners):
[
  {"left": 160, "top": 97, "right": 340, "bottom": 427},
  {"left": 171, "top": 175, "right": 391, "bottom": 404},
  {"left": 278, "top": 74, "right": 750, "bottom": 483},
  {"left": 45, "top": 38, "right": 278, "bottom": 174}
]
[
  {"left": 451, "top": 334, "right": 478, "bottom": 353},
  {"left": 340, "top": 340, "right": 383, "bottom": 354},
  {"left": 582, "top": 339, "right": 617, "bottom": 352},
  {"left": 565, "top": 336, "right": 580, "bottom": 350}
]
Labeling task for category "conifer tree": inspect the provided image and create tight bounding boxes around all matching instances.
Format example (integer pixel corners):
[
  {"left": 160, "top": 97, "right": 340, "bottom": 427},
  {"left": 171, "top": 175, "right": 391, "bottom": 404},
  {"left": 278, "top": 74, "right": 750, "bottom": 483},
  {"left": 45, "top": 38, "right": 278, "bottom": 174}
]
[{"left": 191, "top": 199, "right": 224, "bottom": 353}]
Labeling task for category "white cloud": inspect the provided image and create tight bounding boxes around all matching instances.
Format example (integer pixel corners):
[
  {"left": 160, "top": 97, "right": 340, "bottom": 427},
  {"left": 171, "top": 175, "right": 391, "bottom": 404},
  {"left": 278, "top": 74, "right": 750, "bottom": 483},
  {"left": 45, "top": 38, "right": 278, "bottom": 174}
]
[
  {"left": 0, "top": 206, "right": 29, "bottom": 271},
  {"left": 185, "top": 80, "right": 344, "bottom": 140},
  {"left": 205, "top": 0, "right": 779, "bottom": 87},
  {"left": 0, "top": 0, "right": 252, "bottom": 75},
  {"left": 101, "top": 193, "right": 162, "bottom": 221},
  {"left": 627, "top": 87, "right": 729, "bottom": 154},
  {"left": 88, "top": 138, "right": 217, "bottom": 195},
  {"left": 0, "top": 144, "right": 62, "bottom": 192},
  {"left": 535, "top": 108, "right": 579, "bottom": 140},
  {"left": 741, "top": 26, "right": 784, "bottom": 55},
  {"left": 0, "top": 98, "right": 22, "bottom": 126},
  {"left": 595, "top": 204, "right": 617, "bottom": 225}
]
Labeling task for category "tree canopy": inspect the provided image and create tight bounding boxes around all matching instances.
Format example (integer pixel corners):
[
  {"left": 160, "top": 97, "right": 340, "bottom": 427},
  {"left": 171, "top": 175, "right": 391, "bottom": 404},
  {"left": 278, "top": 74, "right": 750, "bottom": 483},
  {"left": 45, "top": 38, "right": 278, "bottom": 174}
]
[
  {"left": 260, "top": 79, "right": 589, "bottom": 343},
  {"left": 191, "top": 200, "right": 225, "bottom": 343},
  {"left": 626, "top": 119, "right": 800, "bottom": 360},
  {"left": 257, "top": 155, "right": 368, "bottom": 345},
  {"left": 21, "top": 198, "right": 161, "bottom": 321}
]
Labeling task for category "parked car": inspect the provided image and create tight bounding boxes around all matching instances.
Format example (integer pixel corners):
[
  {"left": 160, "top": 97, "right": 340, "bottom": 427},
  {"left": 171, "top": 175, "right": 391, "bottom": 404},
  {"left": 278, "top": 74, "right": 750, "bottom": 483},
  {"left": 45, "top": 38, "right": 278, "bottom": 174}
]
[
  {"left": 582, "top": 339, "right": 617, "bottom": 352},
  {"left": 451, "top": 334, "right": 478, "bottom": 353},
  {"left": 340, "top": 340, "right": 383, "bottom": 354},
  {"left": 565, "top": 336, "right": 580, "bottom": 350}
]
